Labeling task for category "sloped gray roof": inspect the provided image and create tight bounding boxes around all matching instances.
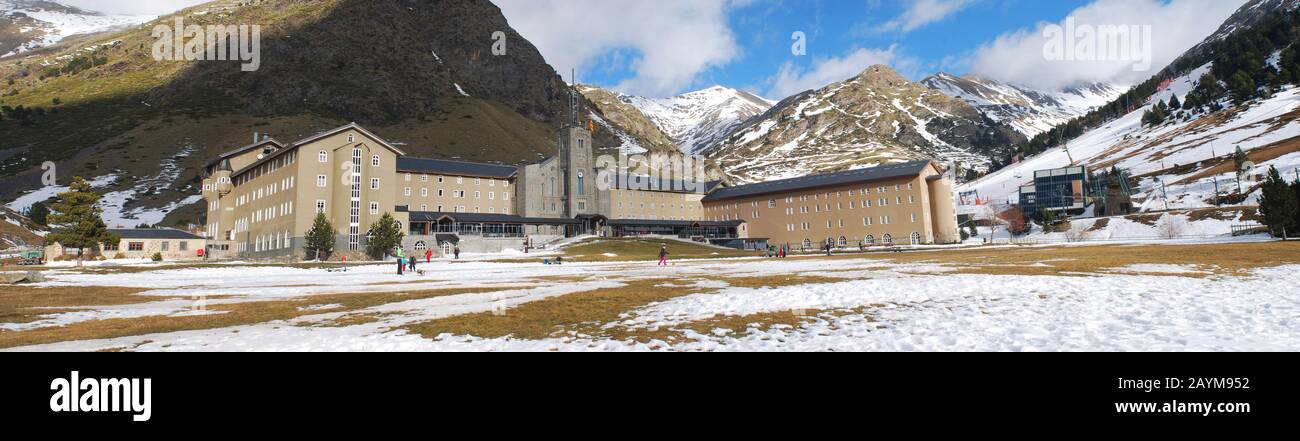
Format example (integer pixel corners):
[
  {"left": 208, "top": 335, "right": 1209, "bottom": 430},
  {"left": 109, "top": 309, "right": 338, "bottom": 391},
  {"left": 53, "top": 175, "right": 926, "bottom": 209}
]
[
  {"left": 702, "top": 161, "right": 934, "bottom": 202},
  {"left": 110, "top": 229, "right": 202, "bottom": 240},
  {"left": 396, "top": 157, "right": 517, "bottom": 179}
]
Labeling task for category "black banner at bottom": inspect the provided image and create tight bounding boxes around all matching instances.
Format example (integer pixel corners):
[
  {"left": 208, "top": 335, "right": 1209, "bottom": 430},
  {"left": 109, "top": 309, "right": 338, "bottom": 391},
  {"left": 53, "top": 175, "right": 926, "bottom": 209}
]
[{"left": 1, "top": 352, "right": 1293, "bottom": 431}]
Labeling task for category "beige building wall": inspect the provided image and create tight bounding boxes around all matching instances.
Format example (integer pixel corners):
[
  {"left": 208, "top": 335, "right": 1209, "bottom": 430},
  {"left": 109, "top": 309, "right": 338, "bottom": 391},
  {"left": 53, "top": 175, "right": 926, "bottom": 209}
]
[
  {"left": 294, "top": 127, "right": 402, "bottom": 256},
  {"left": 228, "top": 148, "right": 302, "bottom": 256},
  {"left": 702, "top": 163, "right": 956, "bottom": 248},
  {"left": 608, "top": 189, "right": 703, "bottom": 220},
  {"left": 395, "top": 172, "right": 513, "bottom": 214}
]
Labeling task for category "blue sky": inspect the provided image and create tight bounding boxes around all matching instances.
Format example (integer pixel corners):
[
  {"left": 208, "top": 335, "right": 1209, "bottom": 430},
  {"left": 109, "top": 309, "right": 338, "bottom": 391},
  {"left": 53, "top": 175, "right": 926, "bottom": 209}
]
[
  {"left": 669, "top": 0, "right": 1088, "bottom": 92},
  {"left": 496, "top": 0, "right": 1245, "bottom": 99}
]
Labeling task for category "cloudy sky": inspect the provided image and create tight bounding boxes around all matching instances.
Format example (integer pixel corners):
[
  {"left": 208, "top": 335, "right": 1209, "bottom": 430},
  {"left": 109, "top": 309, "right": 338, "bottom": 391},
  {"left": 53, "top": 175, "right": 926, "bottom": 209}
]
[
  {"left": 494, "top": 0, "right": 1246, "bottom": 99},
  {"left": 73, "top": 1, "right": 1247, "bottom": 99}
]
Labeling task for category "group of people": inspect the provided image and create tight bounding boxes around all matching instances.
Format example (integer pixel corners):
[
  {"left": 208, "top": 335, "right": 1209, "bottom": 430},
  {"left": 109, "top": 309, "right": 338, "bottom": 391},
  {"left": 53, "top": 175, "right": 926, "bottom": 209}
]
[
  {"left": 394, "top": 245, "right": 459, "bottom": 275},
  {"left": 766, "top": 244, "right": 790, "bottom": 258}
]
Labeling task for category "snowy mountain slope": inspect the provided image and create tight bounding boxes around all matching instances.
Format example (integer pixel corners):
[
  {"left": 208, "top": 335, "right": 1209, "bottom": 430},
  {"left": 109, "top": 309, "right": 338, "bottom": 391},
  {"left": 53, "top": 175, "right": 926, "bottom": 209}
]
[
  {"left": 956, "top": 64, "right": 1300, "bottom": 215},
  {"left": 704, "top": 65, "right": 1025, "bottom": 183},
  {"left": 577, "top": 84, "right": 679, "bottom": 155},
  {"left": 921, "top": 73, "right": 1125, "bottom": 138},
  {"left": 619, "top": 86, "right": 775, "bottom": 155},
  {"left": 1173, "top": 0, "right": 1300, "bottom": 67},
  {"left": 0, "top": 0, "right": 153, "bottom": 58}
]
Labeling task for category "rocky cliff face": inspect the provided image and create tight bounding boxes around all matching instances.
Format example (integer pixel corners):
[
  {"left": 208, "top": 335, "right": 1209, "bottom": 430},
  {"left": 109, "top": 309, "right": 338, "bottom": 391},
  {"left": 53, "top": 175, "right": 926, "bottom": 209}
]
[{"left": 705, "top": 65, "right": 1024, "bottom": 183}]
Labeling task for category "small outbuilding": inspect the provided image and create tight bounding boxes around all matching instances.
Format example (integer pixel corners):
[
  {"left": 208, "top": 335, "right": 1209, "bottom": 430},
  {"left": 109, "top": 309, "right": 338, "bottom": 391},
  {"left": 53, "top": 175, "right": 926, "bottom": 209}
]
[{"left": 45, "top": 228, "right": 207, "bottom": 261}]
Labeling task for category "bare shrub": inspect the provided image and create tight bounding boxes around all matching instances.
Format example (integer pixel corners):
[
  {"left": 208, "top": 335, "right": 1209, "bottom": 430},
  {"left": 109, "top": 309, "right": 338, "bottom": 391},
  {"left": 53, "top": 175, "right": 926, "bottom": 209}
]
[{"left": 1156, "top": 216, "right": 1186, "bottom": 239}]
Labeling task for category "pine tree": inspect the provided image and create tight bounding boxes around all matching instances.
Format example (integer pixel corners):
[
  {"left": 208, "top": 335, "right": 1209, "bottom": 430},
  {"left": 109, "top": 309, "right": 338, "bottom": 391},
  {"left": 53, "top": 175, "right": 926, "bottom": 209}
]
[
  {"left": 1258, "top": 166, "right": 1299, "bottom": 238},
  {"left": 365, "top": 212, "right": 405, "bottom": 260},
  {"left": 1168, "top": 94, "right": 1181, "bottom": 109},
  {"left": 1293, "top": 176, "right": 1300, "bottom": 230},
  {"left": 45, "top": 176, "right": 118, "bottom": 265},
  {"left": 1229, "top": 71, "right": 1256, "bottom": 105},
  {"left": 24, "top": 201, "right": 49, "bottom": 225},
  {"left": 304, "top": 212, "right": 336, "bottom": 260}
]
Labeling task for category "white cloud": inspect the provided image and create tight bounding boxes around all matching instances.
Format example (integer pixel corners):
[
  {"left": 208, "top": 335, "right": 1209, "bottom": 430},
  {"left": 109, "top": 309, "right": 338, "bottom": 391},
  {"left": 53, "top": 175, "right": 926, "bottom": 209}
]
[
  {"left": 877, "top": 0, "right": 975, "bottom": 33},
  {"left": 968, "top": 0, "right": 1246, "bottom": 90},
  {"left": 765, "top": 46, "right": 918, "bottom": 99},
  {"left": 493, "top": 0, "right": 741, "bottom": 98}
]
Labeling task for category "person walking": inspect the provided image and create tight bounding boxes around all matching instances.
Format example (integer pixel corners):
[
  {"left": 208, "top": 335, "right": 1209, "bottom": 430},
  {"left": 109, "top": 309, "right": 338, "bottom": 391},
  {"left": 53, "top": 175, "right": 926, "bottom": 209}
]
[
  {"left": 453, "top": 246, "right": 460, "bottom": 260},
  {"left": 397, "top": 255, "right": 404, "bottom": 275},
  {"left": 409, "top": 253, "right": 418, "bottom": 273},
  {"left": 658, "top": 245, "right": 669, "bottom": 266},
  {"left": 425, "top": 248, "right": 432, "bottom": 263}
]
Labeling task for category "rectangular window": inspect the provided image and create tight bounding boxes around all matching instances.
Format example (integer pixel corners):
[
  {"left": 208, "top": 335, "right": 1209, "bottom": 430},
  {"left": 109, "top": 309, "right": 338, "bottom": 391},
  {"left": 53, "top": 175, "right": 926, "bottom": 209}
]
[
  {"left": 128, "top": 242, "right": 144, "bottom": 251},
  {"left": 316, "top": 200, "right": 326, "bottom": 213},
  {"left": 318, "top": 151, "right": 328, "bottom": 163},
  {"left": 911, "top": 213, "right": 917, "bottom": 223},
  {"left": 179, "top": 241, "right": 188, "bottom": 251},
  {"left": 369, "top": 202, "right": 379, "bottom": 215},
  {"left": 371, "top": 178, "right": 380, "bottom": 190},
  {"left": 404, "top": 187, "right": 412, "bottom": 196},
  {"left": 161, "top": 242, "right": 170, "bottom": 251},
  {"left": 421, "top": 188, "right": 428, "bottom": 197},
  {"left": 317, "top": 175, "right": 327, "bottom": 187}
]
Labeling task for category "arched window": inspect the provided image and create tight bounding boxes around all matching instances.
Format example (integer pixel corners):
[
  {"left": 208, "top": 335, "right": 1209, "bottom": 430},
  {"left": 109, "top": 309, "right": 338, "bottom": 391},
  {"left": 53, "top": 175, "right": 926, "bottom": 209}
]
[
  {"left": 839, "top": 236, "right": 847, "bottom": 247},
  {"left": 882, "top": 234, "right": 893, "bottom": 245},
  {"left": 576, "top": 170, "right": 585, "bottom": 195},
  {"left": 864, "top": 235, "right": 875, "bottom": 246},
  {"left": 414, "top": 241, "right": 427, "bottom": 251},
  {"left": 911, "top": 232, "right": 922, "bottom": 245}
]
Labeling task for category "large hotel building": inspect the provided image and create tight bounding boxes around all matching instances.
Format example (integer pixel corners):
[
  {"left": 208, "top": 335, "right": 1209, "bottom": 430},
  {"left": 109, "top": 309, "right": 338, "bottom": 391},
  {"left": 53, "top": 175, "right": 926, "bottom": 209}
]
[{"left": 200, "top": 119, "right": 958, "bottom": 259}]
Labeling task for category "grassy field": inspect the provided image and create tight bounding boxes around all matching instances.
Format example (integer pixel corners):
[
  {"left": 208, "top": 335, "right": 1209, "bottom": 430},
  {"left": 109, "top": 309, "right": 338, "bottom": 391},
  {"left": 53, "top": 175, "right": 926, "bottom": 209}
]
[
  {"left": 3, "top": 240, "right": 1299, "bottom": 349},
  {"left": 550, "top": 238, "right": 762, "bottom": 262},
  {"left": 0, "top": 286, "right": 500, "bottom": 349}
]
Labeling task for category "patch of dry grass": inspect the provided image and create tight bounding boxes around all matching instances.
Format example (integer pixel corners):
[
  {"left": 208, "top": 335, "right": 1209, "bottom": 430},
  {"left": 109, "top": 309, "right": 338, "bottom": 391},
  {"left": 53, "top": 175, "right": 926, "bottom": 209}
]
[
  {"left": 721, "top": 274, "right": 849, "bottom": 289},
  {"left": 554, "top": 238, "right": 760, "bottom": 263},
  {"left": 815, "top": 241, "right": 1300, "bottom": 277},
  {"left": 0, "top": 286, "right": 500, "bottom": 349},
  {"left": 402, "top": 279, "right": 707, "bottom": 341},
  {"left": 0, "top": 286, "right": 183, "bottom": 325}
]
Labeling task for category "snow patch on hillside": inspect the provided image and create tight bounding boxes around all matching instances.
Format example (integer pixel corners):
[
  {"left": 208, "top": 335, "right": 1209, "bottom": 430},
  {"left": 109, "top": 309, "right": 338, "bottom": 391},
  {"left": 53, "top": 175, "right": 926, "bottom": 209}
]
[{"left": 1, "top": 1, "right": 154, "bottom": 57}]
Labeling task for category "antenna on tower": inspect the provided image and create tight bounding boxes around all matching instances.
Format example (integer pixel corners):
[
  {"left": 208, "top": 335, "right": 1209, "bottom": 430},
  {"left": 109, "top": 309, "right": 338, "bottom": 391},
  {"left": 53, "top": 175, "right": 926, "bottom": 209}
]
[{"left": 569, "top": 68, "right": 579, "bottom": 127}]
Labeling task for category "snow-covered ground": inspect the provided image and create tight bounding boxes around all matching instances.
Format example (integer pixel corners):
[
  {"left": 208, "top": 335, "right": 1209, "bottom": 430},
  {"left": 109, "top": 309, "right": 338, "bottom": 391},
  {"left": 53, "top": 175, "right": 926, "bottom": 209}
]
[{"left": 6, "top": 240, "right": 1297, "bottom": 352}]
